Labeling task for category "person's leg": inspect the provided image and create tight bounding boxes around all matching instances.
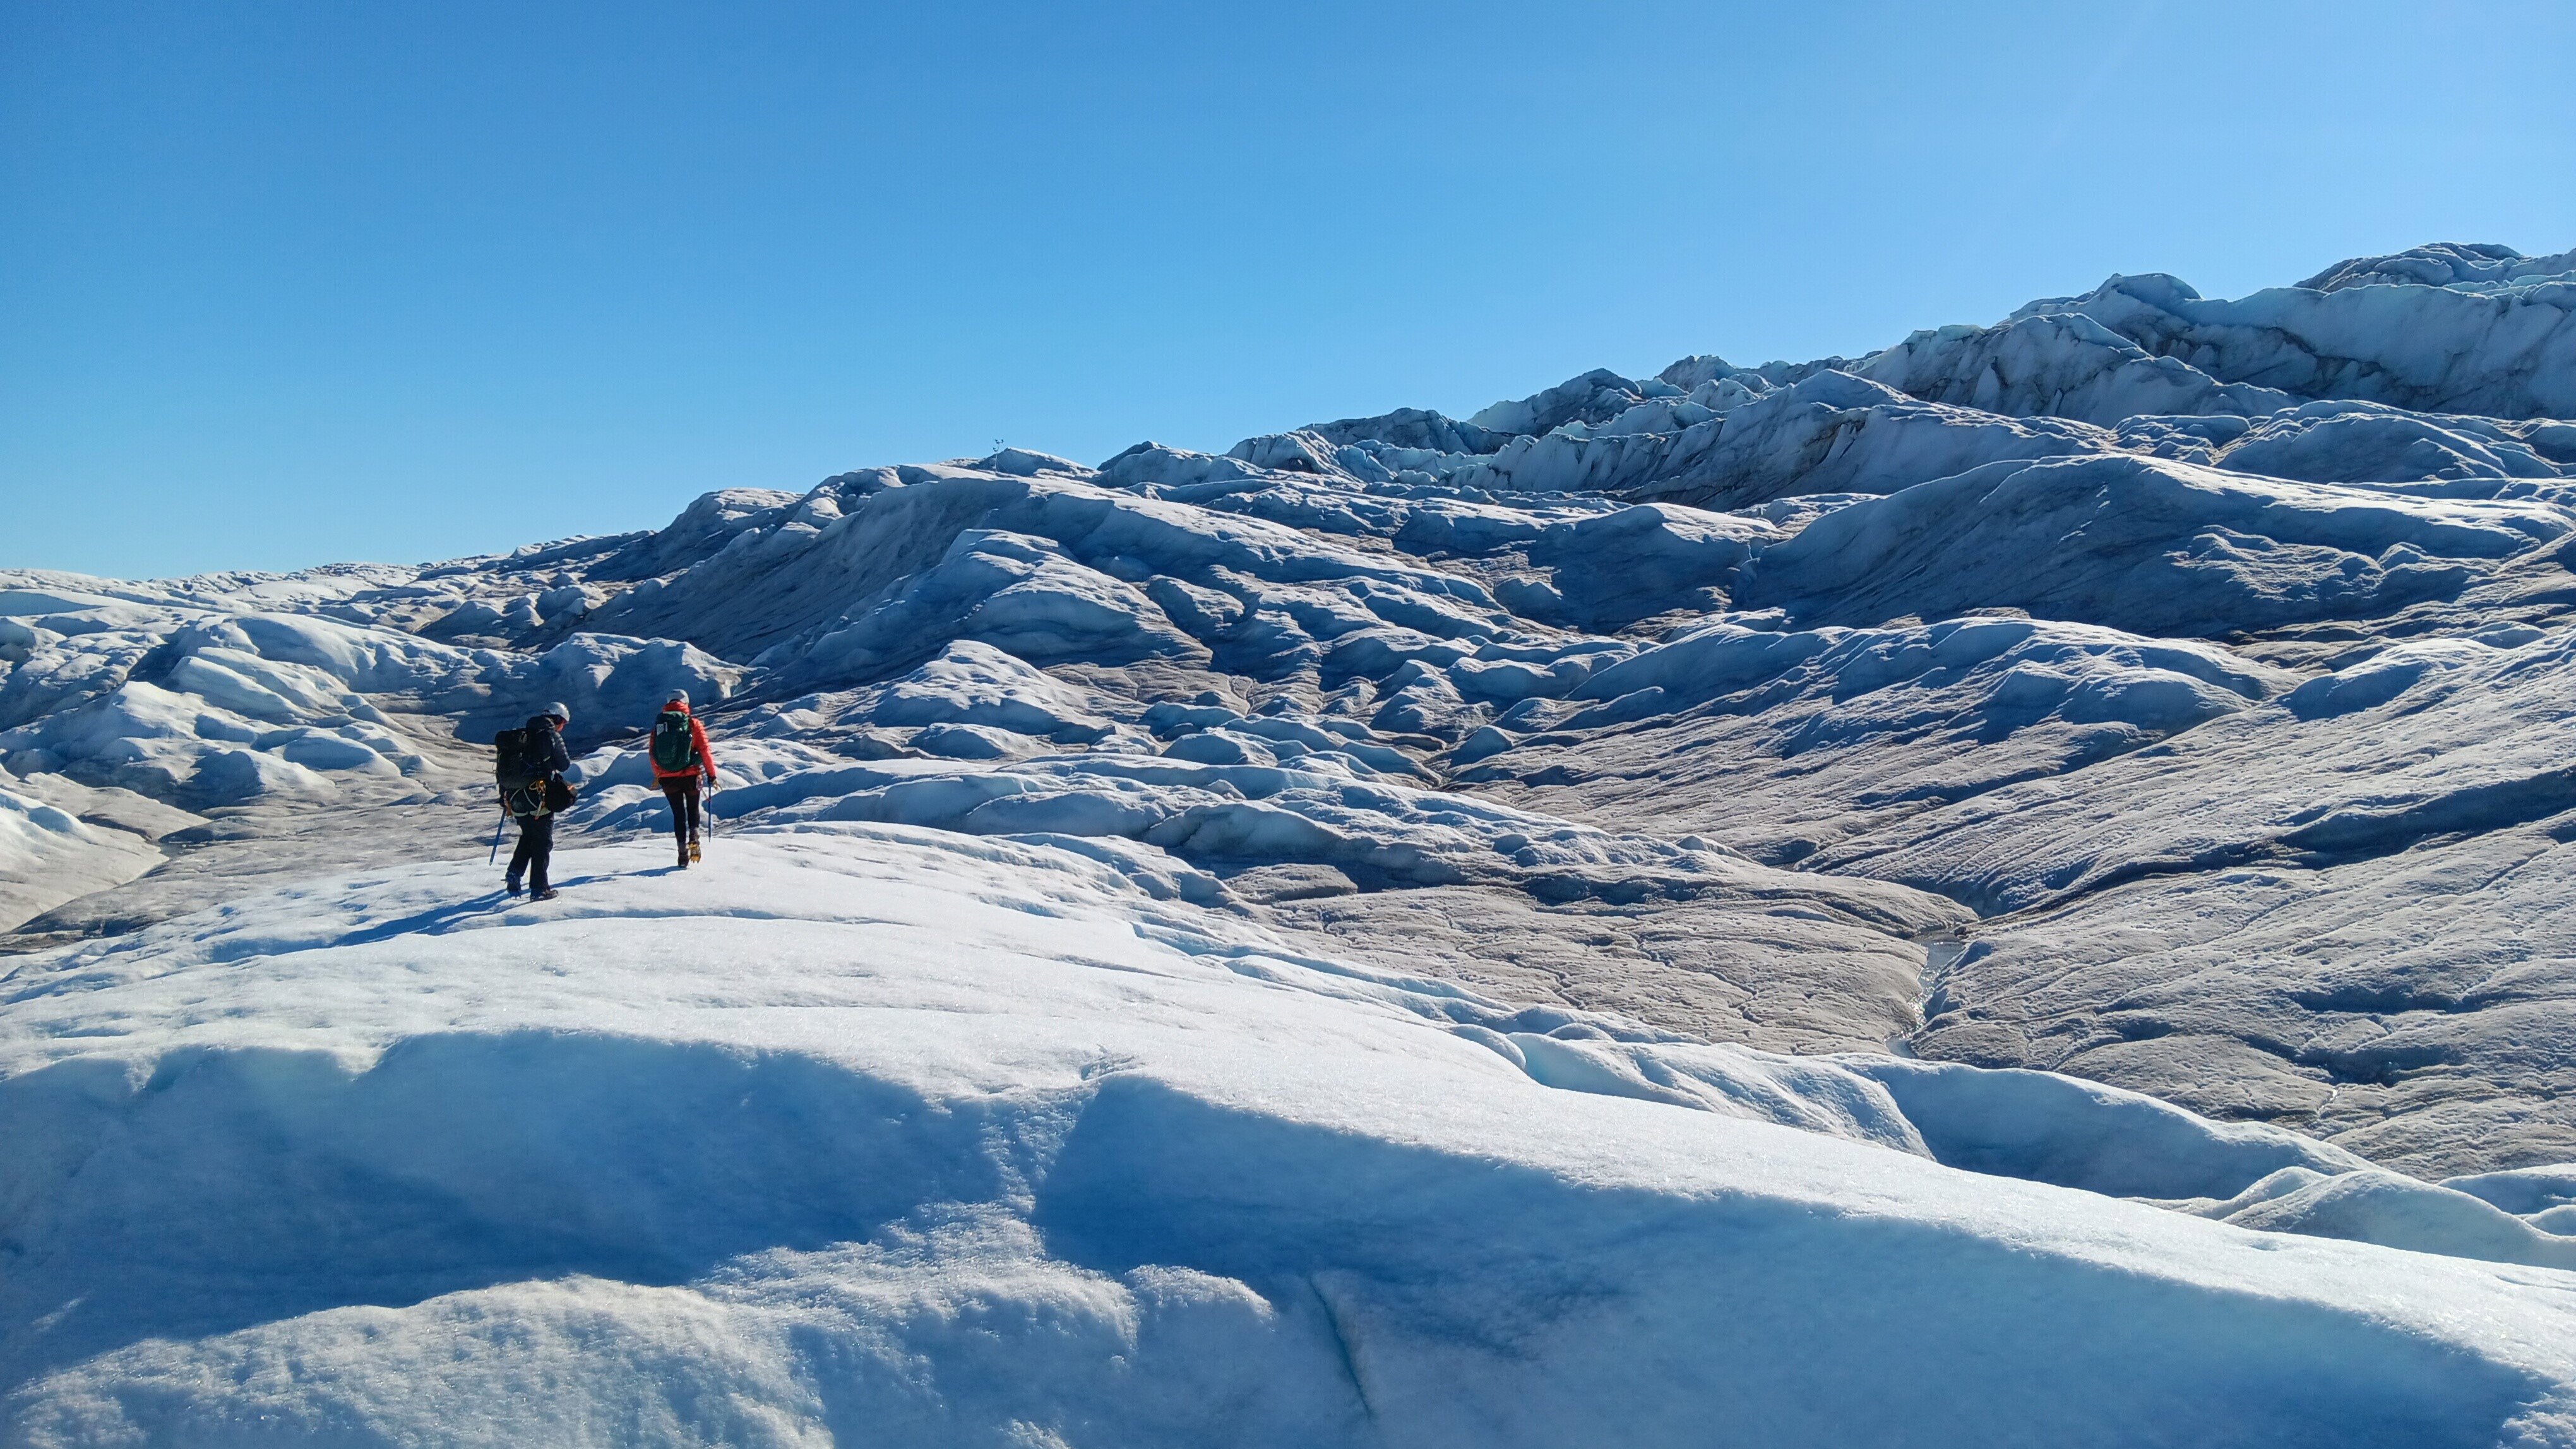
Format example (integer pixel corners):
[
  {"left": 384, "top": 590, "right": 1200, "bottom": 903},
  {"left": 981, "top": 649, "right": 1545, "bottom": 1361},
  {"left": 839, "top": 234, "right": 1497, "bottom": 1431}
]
[
  {"left": 528, "top": 813, "right": 555, "bottom": 895},
  {"left": 683, "top": 776, "right": 702, "bottom": 843},
  {"left": 662, "top": 779, "right": 690, "bottom": 865},
  {"left": 507, "top": 815, "right": 534, "bottom": 890}
]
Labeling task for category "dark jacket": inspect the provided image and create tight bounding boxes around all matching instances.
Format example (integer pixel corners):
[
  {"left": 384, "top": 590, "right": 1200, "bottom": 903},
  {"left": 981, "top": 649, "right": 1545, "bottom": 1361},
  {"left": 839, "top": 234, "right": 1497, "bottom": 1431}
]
[
  {"left": 505, "top": 716, "right": 575, "bottom": 817},
  {"left": 526, "top": 715, "right": 573, "bottom": 776}
]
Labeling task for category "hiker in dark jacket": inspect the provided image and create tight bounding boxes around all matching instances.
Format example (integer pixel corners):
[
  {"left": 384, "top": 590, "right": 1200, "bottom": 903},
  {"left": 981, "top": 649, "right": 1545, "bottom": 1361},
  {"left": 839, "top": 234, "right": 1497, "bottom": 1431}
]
[
  {"left": 504, "top": 703, "right": 575, "bottom": 900},
  {"left": 650, "top": 689, "right": 715, "bottom": 869}
]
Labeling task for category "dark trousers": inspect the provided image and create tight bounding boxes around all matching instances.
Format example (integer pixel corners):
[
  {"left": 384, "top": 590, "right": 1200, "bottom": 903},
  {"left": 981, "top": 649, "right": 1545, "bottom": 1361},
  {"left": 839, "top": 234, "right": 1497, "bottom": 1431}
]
[
  {"left": 662, "top": 775, "right": 702, "bottom": 845},
  {"left": 508, "top": 811, "right": 554, "bottom": 892}
]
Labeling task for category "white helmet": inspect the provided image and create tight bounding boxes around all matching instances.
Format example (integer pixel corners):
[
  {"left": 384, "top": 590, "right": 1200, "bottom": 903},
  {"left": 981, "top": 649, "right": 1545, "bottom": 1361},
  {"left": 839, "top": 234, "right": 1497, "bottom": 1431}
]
[
  {"left": 665, "top": 688, "right": 689, "bottom": 706},
  {"left": 543, "top": 701, "right": 571, "bottom": 724}
]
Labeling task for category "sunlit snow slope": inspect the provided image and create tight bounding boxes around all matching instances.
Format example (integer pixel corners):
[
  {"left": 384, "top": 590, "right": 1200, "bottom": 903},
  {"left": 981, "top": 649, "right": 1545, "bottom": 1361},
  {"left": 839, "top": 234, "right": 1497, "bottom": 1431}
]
[
  {"left": 7, "top": 241, "right": 2576, "bottom": 1445},
  {"left": 8, "top": 828, "right": 2576, "bottom": 1446}
]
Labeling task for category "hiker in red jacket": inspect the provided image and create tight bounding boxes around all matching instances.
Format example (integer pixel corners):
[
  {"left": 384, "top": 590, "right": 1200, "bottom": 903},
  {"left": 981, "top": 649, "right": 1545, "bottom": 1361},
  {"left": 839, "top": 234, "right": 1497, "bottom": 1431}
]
[{"left": 649, "top": 689, "right": 715, "bottom": 869}]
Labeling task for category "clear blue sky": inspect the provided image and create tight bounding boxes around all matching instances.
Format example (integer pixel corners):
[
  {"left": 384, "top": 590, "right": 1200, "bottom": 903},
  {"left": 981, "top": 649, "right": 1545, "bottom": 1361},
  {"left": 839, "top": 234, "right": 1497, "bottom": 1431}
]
[{"left": 6, "top": 1, "right": 2572, "bottom": 580}]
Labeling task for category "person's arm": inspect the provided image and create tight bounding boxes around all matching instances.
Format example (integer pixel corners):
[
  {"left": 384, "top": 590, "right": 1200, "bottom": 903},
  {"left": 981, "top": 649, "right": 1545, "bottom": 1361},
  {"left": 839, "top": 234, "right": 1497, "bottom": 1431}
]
[
  {"left": 547, "top": 728, "right": 573, "bottom": 775},
  {"left": 693, "top": 719, "right": 714, "bottom": 784}
]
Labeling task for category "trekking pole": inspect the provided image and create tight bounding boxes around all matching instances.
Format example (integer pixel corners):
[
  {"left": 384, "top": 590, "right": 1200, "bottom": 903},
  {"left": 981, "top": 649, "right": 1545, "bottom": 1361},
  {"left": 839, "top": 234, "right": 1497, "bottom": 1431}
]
[{"left": 489, "top": 805, "right": 506, "bottom": 864}]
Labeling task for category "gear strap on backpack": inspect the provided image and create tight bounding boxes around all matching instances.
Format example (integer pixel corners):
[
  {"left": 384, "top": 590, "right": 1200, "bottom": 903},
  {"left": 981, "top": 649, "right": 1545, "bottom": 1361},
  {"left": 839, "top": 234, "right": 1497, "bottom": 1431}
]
[{"left": 494, "top": 725, "right": 563, "bottom": 816}]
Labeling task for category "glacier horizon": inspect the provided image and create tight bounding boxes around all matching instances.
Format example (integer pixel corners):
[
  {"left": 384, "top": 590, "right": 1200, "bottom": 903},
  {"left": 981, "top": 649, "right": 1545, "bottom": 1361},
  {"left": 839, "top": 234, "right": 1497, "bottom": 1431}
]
[{"left": 7, "top": 239, "right": 2576, "bottom": 1445}]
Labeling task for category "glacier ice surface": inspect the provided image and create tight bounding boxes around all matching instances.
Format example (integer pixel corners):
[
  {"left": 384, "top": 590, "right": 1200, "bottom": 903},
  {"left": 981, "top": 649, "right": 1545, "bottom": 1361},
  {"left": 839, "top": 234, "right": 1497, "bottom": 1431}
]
[{"left": 9, "top": 240, "right": 2576, "bottom": 1443}]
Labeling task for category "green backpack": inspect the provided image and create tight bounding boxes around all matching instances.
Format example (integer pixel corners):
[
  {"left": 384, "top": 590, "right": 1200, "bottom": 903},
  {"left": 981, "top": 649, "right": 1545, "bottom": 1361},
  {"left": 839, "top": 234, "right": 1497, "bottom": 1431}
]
[{"left": 650, "top": 708, "right": 699, "bottom": 773}]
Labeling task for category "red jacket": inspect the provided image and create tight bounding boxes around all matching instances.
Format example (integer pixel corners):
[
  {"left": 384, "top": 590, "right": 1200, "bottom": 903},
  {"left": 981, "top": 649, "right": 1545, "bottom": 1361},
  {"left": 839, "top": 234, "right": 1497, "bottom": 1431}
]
[{"left": 652, "top": 706, "right": 715, "bottom": 782}]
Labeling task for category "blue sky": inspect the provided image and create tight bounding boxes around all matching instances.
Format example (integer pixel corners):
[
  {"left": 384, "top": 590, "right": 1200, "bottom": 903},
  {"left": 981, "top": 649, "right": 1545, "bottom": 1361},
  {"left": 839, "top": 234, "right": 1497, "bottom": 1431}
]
[{"left": 5, "top": 1, "right": 2572, "bottom": 579}]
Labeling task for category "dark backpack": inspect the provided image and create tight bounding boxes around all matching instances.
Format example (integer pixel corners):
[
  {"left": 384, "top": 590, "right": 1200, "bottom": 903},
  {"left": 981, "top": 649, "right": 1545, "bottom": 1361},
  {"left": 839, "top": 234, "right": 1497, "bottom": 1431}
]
[
  {"left": 494, "top": 727, "right": 545, "bottom": 792},
  {"left": 650, "top": 708, "right": 699, "bottom": 773}
]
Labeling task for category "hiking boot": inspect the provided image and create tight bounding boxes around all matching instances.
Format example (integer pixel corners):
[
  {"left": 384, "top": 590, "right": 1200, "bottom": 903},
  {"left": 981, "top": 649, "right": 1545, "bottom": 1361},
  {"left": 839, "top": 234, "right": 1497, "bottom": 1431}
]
[
  {"left": 505, "top": 877, "right": 524, "bottom": 897},
  {"left": 533, "top": 888, "right": 559, "bottom": 902},
  {"left": 689, "top": 840, "right": 702, "bottom": 862}
]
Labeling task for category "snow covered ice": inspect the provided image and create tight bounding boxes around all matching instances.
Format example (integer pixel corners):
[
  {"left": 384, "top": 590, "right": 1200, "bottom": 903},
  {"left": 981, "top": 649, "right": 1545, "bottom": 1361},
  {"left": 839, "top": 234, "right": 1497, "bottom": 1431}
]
[{"left": 9, "top": 241, "right": 2576, "bottom": 1445}]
